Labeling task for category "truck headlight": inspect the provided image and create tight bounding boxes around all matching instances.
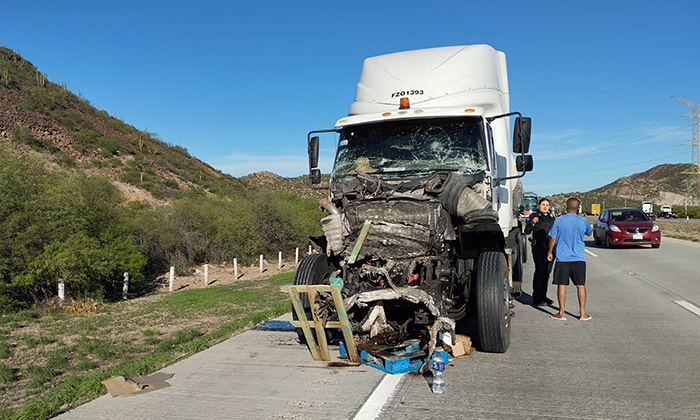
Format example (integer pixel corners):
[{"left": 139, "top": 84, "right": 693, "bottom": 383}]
[
  {"left": 609, "top": 224, "right": 621, "bottom": 232},
  {"left": 652, "top": 224, "right": 660, "bottom": 232}
]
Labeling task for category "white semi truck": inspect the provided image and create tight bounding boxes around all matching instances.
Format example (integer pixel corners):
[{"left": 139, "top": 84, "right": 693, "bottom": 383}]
[{"left": 298, "top": 45, "right": 532, "bottom": 354}]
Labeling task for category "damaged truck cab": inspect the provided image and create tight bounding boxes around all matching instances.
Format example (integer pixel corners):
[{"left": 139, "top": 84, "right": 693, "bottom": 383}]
[{"left": 299, "top": 45, "right": 533, "bottom": 354}]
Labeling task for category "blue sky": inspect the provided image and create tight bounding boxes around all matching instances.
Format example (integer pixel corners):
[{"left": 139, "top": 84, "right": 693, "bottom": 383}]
[{"left": 2, "top": 0, "right": 699, "bottom": 196}]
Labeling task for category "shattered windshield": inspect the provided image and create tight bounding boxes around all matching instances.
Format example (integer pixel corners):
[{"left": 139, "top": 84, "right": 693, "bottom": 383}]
[{"left": 332, "top": 117, "right": 487, "bottom": 181}]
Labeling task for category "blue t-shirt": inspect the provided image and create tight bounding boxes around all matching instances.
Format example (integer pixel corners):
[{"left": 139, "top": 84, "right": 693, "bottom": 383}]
[{"left": 548, "top": 213, "right": 592, "bottom": 262}]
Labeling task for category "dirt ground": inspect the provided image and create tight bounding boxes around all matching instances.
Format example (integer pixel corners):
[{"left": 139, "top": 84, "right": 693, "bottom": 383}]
[{"left": 154, "top": 257, "right": 306, "bottom": 292}]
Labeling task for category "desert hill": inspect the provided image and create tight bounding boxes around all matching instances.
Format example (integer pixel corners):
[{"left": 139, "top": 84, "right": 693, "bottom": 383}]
[
  {"left": 0, "top": 46, "right": 247, "bottom": 202},
  {"left": 549, "top": 163, "right": 700, "bottom": 214}
]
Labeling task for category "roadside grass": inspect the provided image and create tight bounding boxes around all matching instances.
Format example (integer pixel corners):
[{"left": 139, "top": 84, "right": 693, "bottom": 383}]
[
  {"left": 0, "top": 271, "right": 295, "bottom": 420},
  {"left": 0, "top": 342, "right": 10, "bottom": 359},
  {"left": 654, "top": 220, "right": 700, "bottom": 243}
]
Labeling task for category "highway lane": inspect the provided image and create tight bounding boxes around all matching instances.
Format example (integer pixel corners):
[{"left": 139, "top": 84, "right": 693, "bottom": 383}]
[
  {"left": 378, "top": 238, "right": 700, "bottom": 420},
  {"left": 585, "top": 237, "right": 700, "bottom": 306},
  {"left": 57, "top": 238, "right": 700, "bottom": 420}
]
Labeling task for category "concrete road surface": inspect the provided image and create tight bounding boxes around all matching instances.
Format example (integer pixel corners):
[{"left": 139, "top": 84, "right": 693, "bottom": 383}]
[{"left": 58, "top": 237, "right": 700, "bottom": 420}]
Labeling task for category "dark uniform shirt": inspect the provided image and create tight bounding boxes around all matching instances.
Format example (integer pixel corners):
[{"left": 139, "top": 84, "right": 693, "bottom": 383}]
[{"left": 525, "top": 212, "right": 555, "bottom": 249}]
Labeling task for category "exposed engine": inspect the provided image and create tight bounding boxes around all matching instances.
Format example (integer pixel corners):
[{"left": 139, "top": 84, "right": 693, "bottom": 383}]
[{"left": 317, "top": 171, "right": 498, "bottom": 355}]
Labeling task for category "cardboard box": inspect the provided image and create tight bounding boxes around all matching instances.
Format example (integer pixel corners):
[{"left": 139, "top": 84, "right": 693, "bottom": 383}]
[
  {"left": 102, "top": 372, "right": 174, "bottom": 397},
  {"left": 449, "top": 334, "right": 472, "bottom": 358}
]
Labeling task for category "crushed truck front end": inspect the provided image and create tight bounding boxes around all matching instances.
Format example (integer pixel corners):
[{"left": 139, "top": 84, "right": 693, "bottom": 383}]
[{"left": 297, "top": 45, "right": 533, "bottom": 356}]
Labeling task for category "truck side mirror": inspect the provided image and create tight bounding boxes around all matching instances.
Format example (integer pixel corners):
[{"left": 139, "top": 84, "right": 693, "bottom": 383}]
[
  {"left": 309, "top": 168, "right": 321, "bottom": 185},
  {"left": 308, "top": 136, "right": 320, "bottom": 169},
  {"left": 516, "top": 154, "right": 533, "bottom": 172},
  {"left": 513, "top": 117, "right": 531, "bottom": 154}
]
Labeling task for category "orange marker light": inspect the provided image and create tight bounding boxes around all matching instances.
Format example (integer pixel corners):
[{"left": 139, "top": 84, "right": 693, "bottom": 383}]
[
  {"left": 382, "top": 112, "right": 392, "bottom": 117},
  {"left": 464, "top": 108, "right": 475, "bottom": 113},
  {"left": 399, "top": 97, "right": 410, "bottom": 109}
]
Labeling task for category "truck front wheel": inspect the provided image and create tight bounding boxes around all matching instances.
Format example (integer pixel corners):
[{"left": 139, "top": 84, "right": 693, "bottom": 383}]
[
  {"left": 476, "top": 251, "right": 511, "bottom": 353},
  {"left": 292, "top": 254, "right": 335, "bottom": 343}
]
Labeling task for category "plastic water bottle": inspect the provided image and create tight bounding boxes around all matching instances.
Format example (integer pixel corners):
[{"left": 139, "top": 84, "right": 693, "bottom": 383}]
[{"left": 431, "top": 354, "right": 446, "bottom": 394}]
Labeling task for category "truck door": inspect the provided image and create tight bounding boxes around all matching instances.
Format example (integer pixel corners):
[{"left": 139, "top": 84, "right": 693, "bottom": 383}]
[{"left": 485, "top": 122, "right": 499, "bottom": 210}]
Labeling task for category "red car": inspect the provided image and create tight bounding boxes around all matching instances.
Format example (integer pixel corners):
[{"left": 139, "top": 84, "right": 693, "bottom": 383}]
[{"left": 593, "top": 208, "right": 661, "bottom": 248}]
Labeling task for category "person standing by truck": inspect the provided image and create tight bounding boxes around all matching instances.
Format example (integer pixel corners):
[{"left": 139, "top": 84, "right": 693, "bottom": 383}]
[
  {"left": 525, "top": 197, "right": 554, "bottom": 306},
  {"left": 547, "top": 198, "right": 593, "bottom": 321}
]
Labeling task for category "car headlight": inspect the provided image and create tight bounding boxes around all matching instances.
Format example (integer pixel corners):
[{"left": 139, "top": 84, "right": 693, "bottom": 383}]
[
  {"left": 652, "top": 224, "right": 660, "bottom": 232},
  {"left": 609, "top": 224, "right": 621, "bottom": 232}
]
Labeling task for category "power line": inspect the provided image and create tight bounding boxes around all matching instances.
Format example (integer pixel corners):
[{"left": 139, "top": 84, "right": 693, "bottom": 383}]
[
  {"left": 543, "top": 142, "right": 687, "bottom": 174},
  {"left": 551, "top": 151, "right": 689, "bottom": 176},
  {"left": 538, "top": 124, "right": 691, "bottom": 160},
  {"left": 671, "top": 96, "right": 700, "bottom": 175}
]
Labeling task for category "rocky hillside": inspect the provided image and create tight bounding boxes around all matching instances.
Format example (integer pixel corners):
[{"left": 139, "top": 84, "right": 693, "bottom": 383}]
[
  {"left": 549, "top": 163, "right": 700, "bottom": 214},
  {"left": 240, "top": 171, "right": 329, "bottom": 201},
  {"left": 0, "top": 46, "right": 246, "bottom": 202}
]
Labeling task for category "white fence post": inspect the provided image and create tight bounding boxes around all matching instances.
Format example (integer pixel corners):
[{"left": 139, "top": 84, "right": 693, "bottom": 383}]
[
  {"left": 278, "top": 251, "right": 282, "bottom": 269},
  {"left": 308, "top": 245, "right": 312, "bottom": 256},
  {"left": 169, "top": 266, "right": 175, "bottom": 292},
  {"left": 259, "top": 254, "right": 264, "bottom": 273},
  {"left": 295, "top": 247, "right": 299, "bottom": 265},
  {"left": 234, "top": 258, "right": 238, "bottom": 279},
  {"left": 204, "top": 264, "right": 209, "bottom": 287},
  {"left": 123, "top": 272, "right": 129, "bottom": 300},
  {"left": 58, "top": 279, "right": 65, "bottom": 303}
]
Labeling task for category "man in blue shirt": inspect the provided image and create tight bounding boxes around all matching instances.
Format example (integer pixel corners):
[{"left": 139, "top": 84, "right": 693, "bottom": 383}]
[{"left": 547, "top": 198, "right": 593, "bottom": 321}]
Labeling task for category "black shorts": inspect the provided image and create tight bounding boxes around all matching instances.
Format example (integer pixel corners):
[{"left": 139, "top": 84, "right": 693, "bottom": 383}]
[{"left": 553, "top": 261, "right": 586, "bottom": 286}]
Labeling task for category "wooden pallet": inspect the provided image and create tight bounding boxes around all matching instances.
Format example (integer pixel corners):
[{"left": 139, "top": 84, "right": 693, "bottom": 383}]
[{"left": 280, "top": 284, "right": 359, "bottom": 363}]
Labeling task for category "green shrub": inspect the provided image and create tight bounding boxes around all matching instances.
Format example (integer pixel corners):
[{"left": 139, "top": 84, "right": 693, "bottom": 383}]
[
  {"left": 19, "top": 85, "right": 72, "bottom": 115},
  {"left": 0, "top": 148, "right": 147, "bottom": 311},
  {"left": 11, "top": 127, "right": 57, "bottom": 152},
  {"left": 73, "top": 129, "right": 102, "bottom": 153},
  {"left": 96, "top": 137, "right": 119, "bottom": 157},
  {"left": 105, "top": 158, "right": 123, "bottom": 168},
  {"left": 56, "top": 152, "right": 76, "bottom": 167},
  {"left": 54, "top": 110, "right": 91, "bottom": 131}
]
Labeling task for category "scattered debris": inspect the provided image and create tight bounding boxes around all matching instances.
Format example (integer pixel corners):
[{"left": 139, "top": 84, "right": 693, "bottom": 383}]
[{"left": 101, "top": 372, "right": 174, "bottom": 397}]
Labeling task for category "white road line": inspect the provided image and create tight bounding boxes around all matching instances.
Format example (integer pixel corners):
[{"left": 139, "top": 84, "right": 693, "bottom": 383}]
[
  {"left": 585, "top": 249, "right": 599, "bottom": 257},
  {"left": 674, "top": 301, "right": 700, "bottom": 317},
  {"left": 352, "top": 373, "right": 404, "bottom": 420}
]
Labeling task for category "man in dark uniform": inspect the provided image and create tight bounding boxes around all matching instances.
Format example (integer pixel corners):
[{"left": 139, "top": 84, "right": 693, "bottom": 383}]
[{"left": 525, "top": 197, "right": 555, "bottom": 306}]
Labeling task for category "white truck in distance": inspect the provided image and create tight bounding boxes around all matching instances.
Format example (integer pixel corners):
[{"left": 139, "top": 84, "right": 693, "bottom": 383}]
[
  {"left": 300, "top": 45, "right": 533, "bottom": 354},
  {"left": 658, "top": 205, "right": 678, "bottom": 218}
]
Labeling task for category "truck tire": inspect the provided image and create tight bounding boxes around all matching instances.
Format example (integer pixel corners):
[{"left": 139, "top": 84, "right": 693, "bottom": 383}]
[
  {"left": 292, "top": 254, "right": 335, "bottom": 344},
  {"left": 476, "top": 251, "right": 511, "bottom": 353}
]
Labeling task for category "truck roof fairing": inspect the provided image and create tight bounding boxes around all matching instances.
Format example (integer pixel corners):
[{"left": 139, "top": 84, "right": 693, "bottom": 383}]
[{"left": 349, "top": 45, "right": 509, "bottom": 117}]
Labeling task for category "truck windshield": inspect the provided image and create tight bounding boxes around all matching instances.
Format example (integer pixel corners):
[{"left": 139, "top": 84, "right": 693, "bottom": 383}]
[
  {"left": 520, "top": 196, "right": 538, "bottom": 214},
  {"left": 332, "top": 117, "right": 487, "bottom": 181}
]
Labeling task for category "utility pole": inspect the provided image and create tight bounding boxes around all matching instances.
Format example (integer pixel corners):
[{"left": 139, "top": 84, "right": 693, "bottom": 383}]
[{"left": 671, "top": 96, "right": 700, "bottom": 175}]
